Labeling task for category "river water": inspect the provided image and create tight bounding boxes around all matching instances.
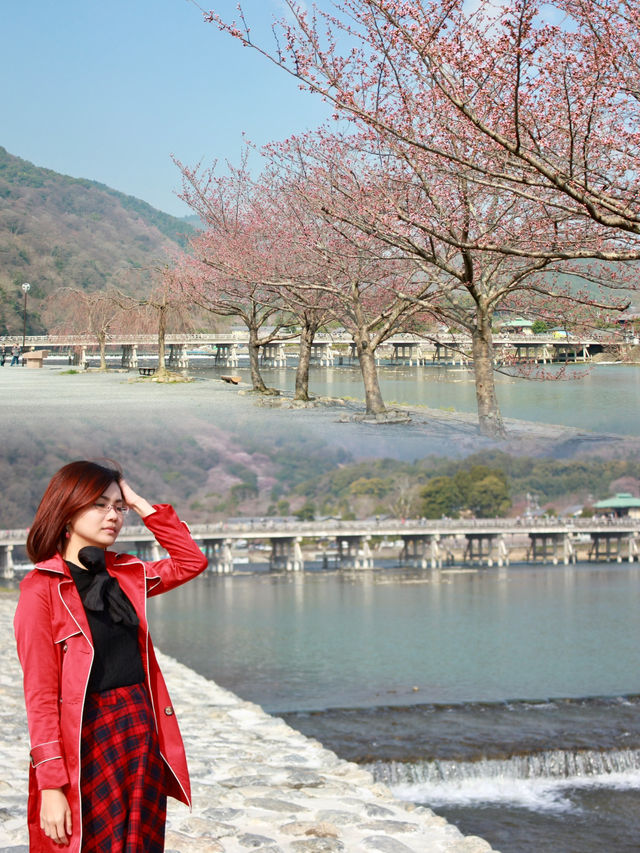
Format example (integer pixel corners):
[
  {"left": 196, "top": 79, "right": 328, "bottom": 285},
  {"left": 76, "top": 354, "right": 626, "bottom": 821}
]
[
  {"left": 9, "top": 360, "right": 640, "bottom": 849},
  {"left": 148, "top": 562, "right": 640, "bottom": 853},
  {"left": 192, "top": 361, "right": 640, "bottom": 436}
]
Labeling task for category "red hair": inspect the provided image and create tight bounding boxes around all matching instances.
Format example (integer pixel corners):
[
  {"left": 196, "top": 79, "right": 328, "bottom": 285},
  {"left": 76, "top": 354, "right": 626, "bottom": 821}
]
[{"left": 27, "top": 460, "right": 122, "bottom": 563}]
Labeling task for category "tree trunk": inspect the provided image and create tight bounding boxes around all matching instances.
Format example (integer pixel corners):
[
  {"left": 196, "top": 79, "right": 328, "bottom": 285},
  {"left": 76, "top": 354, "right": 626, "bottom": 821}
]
[
  {"left": 248, "top": 326, "right": 268, "bottom": 392},
  {"left": 156, "top": 304, "right": 168, "bottom": 378},
  {"left": 98, "top": 332, "right": 107, "bottom": 370},
  {"left": 294, "top": 322, "right": 316, "bottom": 401},
  {"left": 471, "top": 316, "right": 506, "bottom": 439},
  {"left": 356, "top": 338, "right": 386, "bottom": 414}
]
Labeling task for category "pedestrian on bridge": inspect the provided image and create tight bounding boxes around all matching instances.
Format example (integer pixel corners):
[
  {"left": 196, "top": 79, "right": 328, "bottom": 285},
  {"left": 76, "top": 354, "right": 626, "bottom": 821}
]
[{"left": 13, "top": 460, "right": 208, "bottom": 853}]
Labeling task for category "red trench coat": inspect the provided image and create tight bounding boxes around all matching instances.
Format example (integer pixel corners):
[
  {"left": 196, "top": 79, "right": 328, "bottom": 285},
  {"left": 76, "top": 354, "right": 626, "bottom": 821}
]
[{"left": 14, "top": 504, "right": 208, "bottom": 853}]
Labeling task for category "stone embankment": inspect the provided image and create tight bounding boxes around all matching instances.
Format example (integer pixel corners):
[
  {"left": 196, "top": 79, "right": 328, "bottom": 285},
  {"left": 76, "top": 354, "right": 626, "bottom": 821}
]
[{"left": 0, "top": 592, "right": 495, "bottom": 853}]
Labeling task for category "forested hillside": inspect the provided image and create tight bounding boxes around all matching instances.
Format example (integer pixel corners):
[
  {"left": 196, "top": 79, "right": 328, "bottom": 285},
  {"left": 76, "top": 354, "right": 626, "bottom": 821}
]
[
  {"left": 0, "top": 147, "right": 195, "bottom": 335},
  {"left": 287, "top": 451, "right": 640, "bottom": 521}
]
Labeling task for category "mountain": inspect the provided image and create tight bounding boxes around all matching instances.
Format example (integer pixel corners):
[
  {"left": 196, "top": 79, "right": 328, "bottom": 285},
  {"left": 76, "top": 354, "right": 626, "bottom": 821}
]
[{"left": 0, "top": 147, "right": 197, "bottom": 335}]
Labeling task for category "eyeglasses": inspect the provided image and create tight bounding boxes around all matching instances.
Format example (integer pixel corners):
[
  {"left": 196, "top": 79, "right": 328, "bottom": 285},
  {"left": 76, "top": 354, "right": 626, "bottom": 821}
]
[{"left": 92, "top": 502, "right": 129, "bottom": 516}]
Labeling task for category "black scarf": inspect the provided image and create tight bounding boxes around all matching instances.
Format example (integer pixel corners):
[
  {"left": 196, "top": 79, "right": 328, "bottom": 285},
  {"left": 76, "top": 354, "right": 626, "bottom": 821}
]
[{"left": 70, "top": 546, "right": 139, "bottom": 627}]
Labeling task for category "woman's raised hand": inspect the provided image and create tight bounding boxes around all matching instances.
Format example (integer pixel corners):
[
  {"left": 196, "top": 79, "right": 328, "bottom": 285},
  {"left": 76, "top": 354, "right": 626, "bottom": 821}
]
[{"left": 119, "top": 478, "right": 155, "bottom": 519}]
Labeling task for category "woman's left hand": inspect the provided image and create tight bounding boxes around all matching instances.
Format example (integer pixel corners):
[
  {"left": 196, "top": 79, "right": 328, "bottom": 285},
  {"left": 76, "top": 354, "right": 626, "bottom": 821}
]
[{"left": 119, "top": 479, "right": 155, "bottom": 519}]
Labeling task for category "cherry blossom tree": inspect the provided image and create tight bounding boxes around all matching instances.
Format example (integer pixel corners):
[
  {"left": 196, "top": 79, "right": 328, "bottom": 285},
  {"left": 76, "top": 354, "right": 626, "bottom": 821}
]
[
  {"left": 174, "top": 159, "right": 295, "bottom": 394},
  {"left": 259, "top": 143, "right": 448, "bottom": 416},
  {"left": 254, "top": 158, "right": 432, "bottom": 410},
  {"left": 265, "top": 129, "right": 629, "bottom": 436},
  {"left": 209, "top": 0, "right": 640, "bottom": 256},
  {"left": 176, "top": 148, "right": 439, "bottom": 414},
  {"left": 205, "top": 0, "right": 636, "bottom": 436},
  {"left": 119, "top": 267, "right": 196, "bottom": 379},
  {"left": 177, "top": 155, "right": 337, "bottom": 401},
  {"left": 44, "top": 287, "right": 129, "bottom": 369}
]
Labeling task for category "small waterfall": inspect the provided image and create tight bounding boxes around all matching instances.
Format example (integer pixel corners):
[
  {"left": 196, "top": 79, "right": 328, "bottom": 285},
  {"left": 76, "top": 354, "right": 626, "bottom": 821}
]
[
  {"left": 369, "top": 748, "right": 640, "bottom": 784},
  {"left": 366, "top": 749, "right": 640, "bottom": 811}
]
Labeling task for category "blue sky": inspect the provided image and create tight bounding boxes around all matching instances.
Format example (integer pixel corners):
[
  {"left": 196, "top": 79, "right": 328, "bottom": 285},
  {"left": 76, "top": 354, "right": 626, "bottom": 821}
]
[{"left": 1, "top": 1, "right": 329, "bottom": 217}]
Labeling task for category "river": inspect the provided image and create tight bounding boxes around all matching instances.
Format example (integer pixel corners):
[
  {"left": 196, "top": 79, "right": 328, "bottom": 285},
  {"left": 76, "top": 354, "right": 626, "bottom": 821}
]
[
  {"left": 5, "top": 361, "right": 640, "bottom": 850},
  {"left": 148, "top": 561, "right": 640, "bottom": 853},
  {"left": 191, "top": 361, "right": 640, "bottom": 436}
]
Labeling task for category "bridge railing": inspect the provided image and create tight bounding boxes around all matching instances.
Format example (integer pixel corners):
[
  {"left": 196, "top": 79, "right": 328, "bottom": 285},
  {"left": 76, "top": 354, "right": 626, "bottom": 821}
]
[
  {"left": 1, "top": 329, "right": 623, "bottom": 350},
  {"left": 4, "top": 516, "right": 636, "bottom": 547}
]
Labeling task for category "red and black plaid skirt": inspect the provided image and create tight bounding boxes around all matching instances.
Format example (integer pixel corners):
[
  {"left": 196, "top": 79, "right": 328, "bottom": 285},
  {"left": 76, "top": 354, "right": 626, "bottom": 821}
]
[{"left": 80, "top": 683, "right": 167, "bottom": 853}]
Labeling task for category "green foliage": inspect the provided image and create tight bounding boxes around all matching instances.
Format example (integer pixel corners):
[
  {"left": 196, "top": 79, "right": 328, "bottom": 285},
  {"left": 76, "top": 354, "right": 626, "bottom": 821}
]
[
  {"left": 349, "top": 476, "right": 389, "bottom": 498},
  {"left": 294, "top": 501, "right": 316, "bottom": 521},
  {"left": 230, "top": 482, "right": 259, "bottom": 502},
  {"left": 531, "top": 320, "right": 549, "bottom": 333},
  {"left": 287, "top": 449, "right": 640, "bottom": 521},
  {"left": 420, "top": 476, "right": 463, "bottom": 518},
  {"left": 419, "top": 466, "right": 510, "bottom": 518},
  {"left": 467, "top": 474, "right": 511, "bottom": 517}
]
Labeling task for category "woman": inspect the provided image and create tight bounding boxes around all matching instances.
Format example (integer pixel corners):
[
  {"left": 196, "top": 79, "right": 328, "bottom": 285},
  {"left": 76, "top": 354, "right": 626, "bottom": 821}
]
[{"left": 14, "top": 460, "right": 208, "bottom": 852}]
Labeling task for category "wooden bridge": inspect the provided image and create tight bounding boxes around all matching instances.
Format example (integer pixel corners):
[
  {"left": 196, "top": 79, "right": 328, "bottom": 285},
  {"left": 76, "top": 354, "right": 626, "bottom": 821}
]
[
  {"left": 0, "top": 329, "right": 622, "bottom": 370},
  {"left": 2, "top": 516, "right": 638, "bottom": 576}
]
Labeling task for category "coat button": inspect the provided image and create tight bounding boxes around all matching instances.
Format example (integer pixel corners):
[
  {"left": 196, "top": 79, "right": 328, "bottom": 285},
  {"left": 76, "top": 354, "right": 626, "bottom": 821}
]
[
  {"left": 62, "top": 643, "right": 68, "bottom": 653},
  {"left": 164, "top": 706, "right": 174, "bottom": 716}
]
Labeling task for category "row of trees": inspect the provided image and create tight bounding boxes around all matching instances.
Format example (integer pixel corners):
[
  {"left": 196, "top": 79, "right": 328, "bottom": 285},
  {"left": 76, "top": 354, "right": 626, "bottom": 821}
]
[
  {"left": 162, "top": 0, "right": 640, "bottom": 438},
  {"left": 39, "top": 272, "right": 194, "bottom": 378},
  {"left": 28, "top": 1, "right": 640, "bottom": 439}
]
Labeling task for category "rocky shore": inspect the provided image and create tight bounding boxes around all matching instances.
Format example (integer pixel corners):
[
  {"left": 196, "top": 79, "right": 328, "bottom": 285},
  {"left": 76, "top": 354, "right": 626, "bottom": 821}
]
[{"left": 0, "top": 593, "right": 494, "bottom": 853}]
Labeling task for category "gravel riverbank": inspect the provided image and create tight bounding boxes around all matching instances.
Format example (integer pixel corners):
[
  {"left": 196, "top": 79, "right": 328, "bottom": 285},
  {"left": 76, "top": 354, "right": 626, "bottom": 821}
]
[
  {"left": 2, "top": 366, "right": 639, "bottom": 469},
  {"left": 0, "top": 593, "right": 495, "bottom": 853}
]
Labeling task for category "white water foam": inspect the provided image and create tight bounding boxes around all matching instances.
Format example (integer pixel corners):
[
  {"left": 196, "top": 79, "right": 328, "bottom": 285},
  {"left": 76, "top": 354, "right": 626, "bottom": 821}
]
[{"left": 372, "top": 749, "right": 640, "bottom": 812}]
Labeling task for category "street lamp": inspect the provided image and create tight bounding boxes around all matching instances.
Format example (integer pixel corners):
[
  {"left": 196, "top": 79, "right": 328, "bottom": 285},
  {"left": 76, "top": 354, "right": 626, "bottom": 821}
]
[{"left": 21, "top": 282, "right": 30, "bottom": 349}]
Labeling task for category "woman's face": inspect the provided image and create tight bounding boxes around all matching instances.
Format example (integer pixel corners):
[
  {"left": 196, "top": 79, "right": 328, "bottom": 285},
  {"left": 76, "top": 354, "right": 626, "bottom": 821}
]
[{"left": 67, "top": 480, "right": 126, "bottom": 551}]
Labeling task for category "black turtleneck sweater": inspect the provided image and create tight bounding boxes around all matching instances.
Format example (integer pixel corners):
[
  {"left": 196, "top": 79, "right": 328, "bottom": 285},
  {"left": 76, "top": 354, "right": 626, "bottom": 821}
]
[{"left": 67, "top": 562, "right": 145, "bottom": 694}]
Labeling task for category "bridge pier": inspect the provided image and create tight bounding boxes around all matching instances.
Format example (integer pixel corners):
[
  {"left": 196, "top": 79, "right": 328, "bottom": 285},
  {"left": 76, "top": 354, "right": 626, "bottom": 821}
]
[
  {"left": 270, "top": 537, "right": 304, "bottom": 572},
  {"left": 392, "top": 343, "right": 416, "bottom": 365},
  {"left": 464, "top": 533, "right": 508, "bottom": 567},
  {"left": 391, "top": 342, "right": 432, "bottom": 366},
  {"left": 168, "top": 343, "right": 189, "bottom": 370},
  {"left": 401, "top": 534, "right": 446, "bottom": 569},
  {"left": 311, "top": 342, "right": 335, "bottom": 366},
  {"left": 215, "top": 344, "right": 239, "bottom": 367},
  {"left": 338, "top": 535, "right": 373, "bottom": 569},
  {"left": 69, "top": 346, "right": 87, "bottom": 369},
  {"left": 589, "top": 533, "right": 627, "bottom": 563},
  {"left": 433, "top": 343, "right": 466, "bottom": 366},
  {"left": 563, "top": 534, "right": 577, "bottom": 565},
  {"left": 261, "top": 343, "right": 287, "bottom": 367},
  {"left": 0, "top": 545, "right": 14, "bottom": 579},
  {"left": 121, "top": 344, "right": 138, "bottom": 369},
  {"left": 132, "top": 540, "right": 162, "bottom": 561},
  {"left": 528, "top": 532, "right": 575, "bottom": 565},
  {"left": 200, "top": 539, "right": 234, "bottom": 573}
]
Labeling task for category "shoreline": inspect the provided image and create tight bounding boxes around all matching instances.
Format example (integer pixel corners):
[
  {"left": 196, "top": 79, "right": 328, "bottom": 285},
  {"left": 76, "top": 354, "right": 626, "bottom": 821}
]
[
  {"left": 3, "top": 365, "right": 640, "bottom": 459},
  {"left": 245, "top": 377, "right": 640, "bottom": 461},
  {"left": 0, "top": 593, "right": 494, "bottom": 853}
]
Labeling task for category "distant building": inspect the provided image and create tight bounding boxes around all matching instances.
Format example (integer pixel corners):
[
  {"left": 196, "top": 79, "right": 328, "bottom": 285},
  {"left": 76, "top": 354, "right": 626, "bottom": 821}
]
[
  {"left": 499, "top": 318, "right": 534, "bottom": 335},
  {"left": 593, "top": 493, "right": 640, "bottom": 519}
]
